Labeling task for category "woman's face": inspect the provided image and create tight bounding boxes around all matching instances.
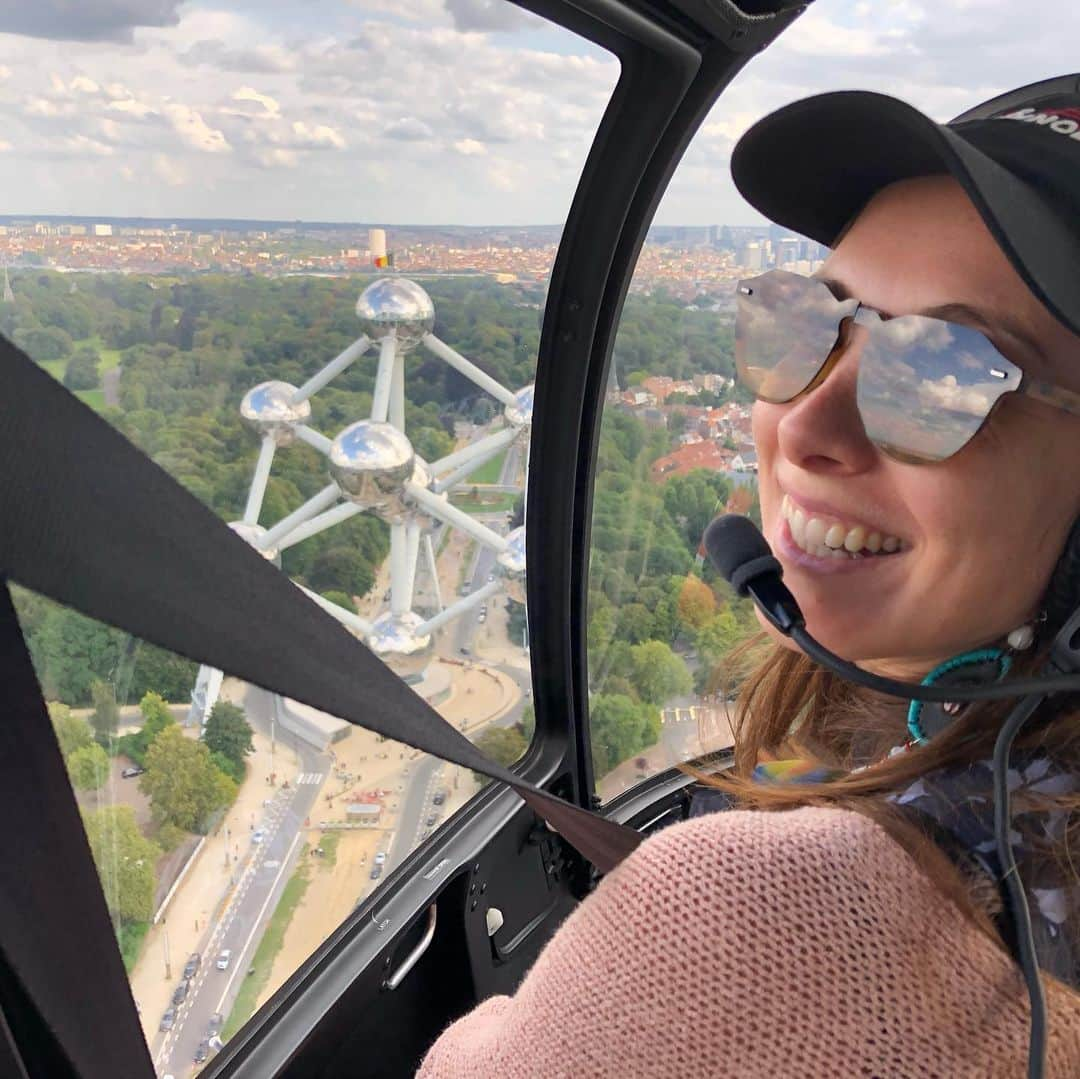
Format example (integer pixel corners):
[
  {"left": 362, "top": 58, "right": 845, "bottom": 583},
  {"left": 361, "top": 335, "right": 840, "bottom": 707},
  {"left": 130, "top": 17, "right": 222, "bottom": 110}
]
[{"left": 753, "top": 174, "right": 1080, "bottom": 678}]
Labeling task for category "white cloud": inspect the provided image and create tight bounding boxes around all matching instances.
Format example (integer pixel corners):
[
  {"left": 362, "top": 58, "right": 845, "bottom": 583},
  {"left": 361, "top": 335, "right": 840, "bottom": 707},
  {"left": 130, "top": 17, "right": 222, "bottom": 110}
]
[
  {"left": 163, "top": 103, "right": 231, "bottom": 153},
  {"left": 108, "top": 98, "right": 157, "bottom": 118},
  {"left": 69, "top": 75, "right": 100, "bottom": 94},
  {"left": 291, "top": 120, "right": 345, "bottom": 149},
  {"left": 0, "top": 139, "right": 11, "bottom": 152},
  {"left": 453, "top": 138, "right": 486, "bottom": 155},
  {"left": 152, "top": 153, "right": 188, "bottom": 186},
  {"left": 383, "top": 117, "right": 435, "bottom": 141},
  {"left": 232, "top": 86, "right": 281, "bottom": 118}
]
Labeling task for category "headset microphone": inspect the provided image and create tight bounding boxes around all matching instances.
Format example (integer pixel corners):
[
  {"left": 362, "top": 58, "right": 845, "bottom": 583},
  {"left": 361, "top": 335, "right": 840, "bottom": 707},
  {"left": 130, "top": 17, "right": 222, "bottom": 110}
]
[{"left": 703, "top": 512, "right": 1064, "bottom": 1079}]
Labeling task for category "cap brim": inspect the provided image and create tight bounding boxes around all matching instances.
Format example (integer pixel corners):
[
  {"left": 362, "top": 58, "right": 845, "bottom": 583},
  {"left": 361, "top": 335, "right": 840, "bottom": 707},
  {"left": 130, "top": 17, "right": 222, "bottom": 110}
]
[{"left": 731, "top": 90, "right": 1080, "bottom": 336}]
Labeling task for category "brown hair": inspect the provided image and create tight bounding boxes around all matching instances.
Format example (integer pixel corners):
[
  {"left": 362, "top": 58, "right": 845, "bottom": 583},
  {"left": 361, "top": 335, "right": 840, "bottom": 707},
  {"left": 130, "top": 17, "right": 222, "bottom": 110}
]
[{"left": 681, "top": 633, "right": 1080, "bottom": 959}]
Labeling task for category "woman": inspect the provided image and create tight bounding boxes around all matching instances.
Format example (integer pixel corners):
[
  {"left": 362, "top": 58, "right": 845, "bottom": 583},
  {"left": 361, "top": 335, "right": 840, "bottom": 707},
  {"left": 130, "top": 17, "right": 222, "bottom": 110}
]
[{"left": 418, "top": 77, "right": 1080, "bottom": 1076}]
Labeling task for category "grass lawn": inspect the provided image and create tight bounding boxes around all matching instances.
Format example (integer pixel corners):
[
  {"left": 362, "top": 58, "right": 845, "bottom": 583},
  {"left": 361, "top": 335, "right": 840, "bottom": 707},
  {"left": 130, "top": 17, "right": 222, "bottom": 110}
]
[
  {"left": 117, "top": 921, "right": 150, "bottom": 973},
  {"left": 316, "top": 831, "right": 340, "bottom": 869},
  {"left": 76, "top": 389, "right": 106, "bottom": 410},
  {"left": 222, "top": 857, "right": 311, "bottom": 1041},
  {"left": 462, "top": 448, "right": 507, "bottom": 485},
  {"left": 450, "top": 493, "right": 518, "bottom": 515}
]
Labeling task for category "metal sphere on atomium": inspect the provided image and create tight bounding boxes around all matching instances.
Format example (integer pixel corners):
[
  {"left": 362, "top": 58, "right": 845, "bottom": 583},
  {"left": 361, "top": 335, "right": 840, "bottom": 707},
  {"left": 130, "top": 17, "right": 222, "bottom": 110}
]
[
  {"left": 504, "top": 384, "right": 534, "bottom": 431},
  {"left": 228, "top": 521, "right": 281, "bottom": 568},
  {"left": 355, "top": 278, "right": 435, "bottom": 351},
  {"left": 367, "top": 609, "right": 431, "bottom": 657},
  {"left": 328, "top": 420, "right": 419, "bottom": 523},
  {"left": 496, "top": 525, "right": 527, "bottom": 605},
  {"left": 240, "top": 381, "right": 311, "bottom": 447}
]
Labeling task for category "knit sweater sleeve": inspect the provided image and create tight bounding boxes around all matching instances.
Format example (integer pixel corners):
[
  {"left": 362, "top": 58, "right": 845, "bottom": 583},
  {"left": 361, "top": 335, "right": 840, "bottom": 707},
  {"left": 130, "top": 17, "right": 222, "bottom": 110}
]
[{"left": 416, "top": 805, "right": 1080, "bottom": 1078}]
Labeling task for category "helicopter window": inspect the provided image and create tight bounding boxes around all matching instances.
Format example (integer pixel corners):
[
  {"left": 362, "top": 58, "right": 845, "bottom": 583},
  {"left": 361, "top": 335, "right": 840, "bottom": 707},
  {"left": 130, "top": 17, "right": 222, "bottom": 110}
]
[
  {"left": 585, "top": 0, "right": 1078, "bottom": 802},
  {"left": 2, "top": 1, "right": 616, "bottom": 1073}
]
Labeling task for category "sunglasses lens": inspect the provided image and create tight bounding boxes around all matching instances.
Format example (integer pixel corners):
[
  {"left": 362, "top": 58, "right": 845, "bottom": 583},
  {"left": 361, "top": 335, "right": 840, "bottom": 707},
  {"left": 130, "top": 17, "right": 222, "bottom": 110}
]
[
  {"left": 735, "top": 271, "right": 845, "bottom": 403},
  {"left": 857, "top": 316, "right": 1021, "bottom": 462}
]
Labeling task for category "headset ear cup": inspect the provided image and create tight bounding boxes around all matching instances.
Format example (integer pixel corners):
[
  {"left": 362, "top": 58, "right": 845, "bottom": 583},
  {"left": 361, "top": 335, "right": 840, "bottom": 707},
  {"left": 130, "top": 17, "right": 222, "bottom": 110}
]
[{"left": 1042, "top": 513, "right": 1080, "bottom": 634}]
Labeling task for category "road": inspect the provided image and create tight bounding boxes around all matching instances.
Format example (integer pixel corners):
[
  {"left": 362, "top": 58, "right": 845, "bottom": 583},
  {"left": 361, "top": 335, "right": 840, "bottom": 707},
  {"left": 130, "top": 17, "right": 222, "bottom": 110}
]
[
  {"left": 154, "top": 688, "right": 329, "bottom": 1077},
  {"left": 450, "top": 441, "right": 521, "bottom": 657}
]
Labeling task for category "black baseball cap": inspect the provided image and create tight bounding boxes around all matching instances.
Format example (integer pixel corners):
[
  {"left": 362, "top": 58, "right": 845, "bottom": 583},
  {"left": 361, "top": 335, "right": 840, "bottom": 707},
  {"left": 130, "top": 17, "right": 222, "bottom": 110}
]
[{"left": 730, "top": 74, "right": 1080, "bottom": 336}]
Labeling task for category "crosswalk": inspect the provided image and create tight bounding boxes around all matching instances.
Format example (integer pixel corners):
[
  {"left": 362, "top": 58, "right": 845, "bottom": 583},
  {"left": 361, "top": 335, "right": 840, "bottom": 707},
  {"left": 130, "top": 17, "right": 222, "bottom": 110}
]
[
  {"left": 295, "top": 772, "right": 324, "bottom": 785},
  {"left": 661, "top": 707, "right": 699, "bottom": 725}
]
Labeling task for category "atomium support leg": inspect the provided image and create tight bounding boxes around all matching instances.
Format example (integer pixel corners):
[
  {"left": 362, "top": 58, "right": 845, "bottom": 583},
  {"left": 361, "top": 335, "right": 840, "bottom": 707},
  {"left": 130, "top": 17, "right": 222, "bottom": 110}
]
[
  {"left": 291, "top": 335, "right": 371, "bottom": 404},
  {"left": 243, "top": 436, "right": 277, "bottom": 525},
  {"left": 422, "top": 334, "right": 517, "bottom": 407}
]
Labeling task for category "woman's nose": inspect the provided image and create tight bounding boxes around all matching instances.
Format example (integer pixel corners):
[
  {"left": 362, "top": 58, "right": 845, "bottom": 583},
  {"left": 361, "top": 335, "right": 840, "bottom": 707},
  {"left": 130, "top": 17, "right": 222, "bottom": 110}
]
[{"left": 774, "top": 328, "right": 879, "bottom": 476}]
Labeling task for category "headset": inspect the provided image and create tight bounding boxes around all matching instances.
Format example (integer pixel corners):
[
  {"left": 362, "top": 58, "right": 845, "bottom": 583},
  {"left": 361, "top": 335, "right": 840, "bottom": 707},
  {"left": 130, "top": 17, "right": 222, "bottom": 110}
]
[{"left": 704, "top": 513, "right": 1080, "bottom": 1079}]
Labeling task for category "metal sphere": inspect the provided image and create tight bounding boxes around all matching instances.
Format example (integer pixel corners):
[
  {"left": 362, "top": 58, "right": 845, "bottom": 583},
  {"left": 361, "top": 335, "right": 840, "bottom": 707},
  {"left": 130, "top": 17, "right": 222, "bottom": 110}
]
[
  {"left": 367, "top": 610, "right": 431, "bottom": 658},
  {"left": 240, "top": 381, "right": 311, "bottom": 447},
  {"left": 504, "top": 384, "right": 534, "bottom": 429},
  {"left": 329, "top": 420, "right": 416, "bottom": 521},
  {"left": 355, "top": 278, "right": 434, "bottom": 350},
  {"left": 497, "top": 525, "right": 527, "bottom": 605},
  {"left": 228, "top": 521, "right": 281, "bottom": 567}
]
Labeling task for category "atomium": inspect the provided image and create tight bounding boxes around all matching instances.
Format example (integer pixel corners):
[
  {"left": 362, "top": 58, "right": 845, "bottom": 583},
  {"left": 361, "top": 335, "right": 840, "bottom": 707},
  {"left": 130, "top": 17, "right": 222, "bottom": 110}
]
[
  {"left": 367, "top": 609, "right": 432, "bottom": 657},
  {"left": 240, "top": 381, "right": 311, "bottom": 447},
  {"left": 220, "top": 276, "right": 531, "bottom": 682},
  {"left": 496, "top": 525, "right": 527, "bottom": 605},
  {"left": 356, "top": 278, "right": 435, "bottom": 350},
  {"left": 504, "top": 384, "right": 534, "bottom": 430},
  {"left": 329, "top": 420, "right": 416, "bottom": 520},
  {"left": 228, "top": 521, "right": 281, "bottom": 567}
]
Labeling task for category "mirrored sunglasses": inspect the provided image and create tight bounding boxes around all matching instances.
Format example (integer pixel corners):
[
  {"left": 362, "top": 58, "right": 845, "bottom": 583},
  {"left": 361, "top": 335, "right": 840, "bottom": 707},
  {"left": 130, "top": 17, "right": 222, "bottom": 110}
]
[{"left": 734, "top": 269, "right": 1080, "bottom": 463}]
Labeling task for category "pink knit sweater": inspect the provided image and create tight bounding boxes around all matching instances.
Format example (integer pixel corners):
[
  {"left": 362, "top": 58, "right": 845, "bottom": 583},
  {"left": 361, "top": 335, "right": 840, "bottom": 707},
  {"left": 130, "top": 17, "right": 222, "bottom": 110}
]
[{"left": 417, "top": 807, "right": 1080, "bottom": 1077}]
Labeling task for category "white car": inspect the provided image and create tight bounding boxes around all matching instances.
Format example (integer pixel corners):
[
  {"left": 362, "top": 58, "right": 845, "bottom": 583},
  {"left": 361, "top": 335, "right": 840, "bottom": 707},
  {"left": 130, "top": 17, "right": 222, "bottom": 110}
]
[
  {"left": 252, "top": 829, "right": 265, "bottom": 844},
  {"left": 216, "top": 949, "right": 232, "bottom": 971},
  {"left": 374, "top": 852, "right": 387, "bottom": 865}
]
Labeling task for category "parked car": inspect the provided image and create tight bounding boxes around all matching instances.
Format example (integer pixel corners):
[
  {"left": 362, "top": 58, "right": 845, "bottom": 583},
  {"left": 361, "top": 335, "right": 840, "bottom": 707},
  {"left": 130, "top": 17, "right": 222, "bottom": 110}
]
[
  {"left": 172, "top": 982, "right": 188, "bottom": 1007},
  {"left": 159, "top": 1007, "right": 176, "bottom": 1033},
  {"left": 183, "top": 953, "right": 201, "bottom": 979},
  {"left": 433, "top": 791, "right": 446, "bottom": 805},
  {"left": 369, "top": 864, "right": 383, "bottom": 881},
  {"left": 216, "top": 949, "right": 231, "bottom": 971},
  {"left": 207, "top": 1012, "right": 224, "bottom": 1037},
  {"left": 194, "top": 1039, "right": 210, "bottom": 1064},
  {"left": 120, "top": 765, "right": 145, "bottom": 778},
  {"left": 252, "top": 829, "right": 265, "bottom": 844},
  {"left": 425, "top": 814, "right": 437, "bottom": 827},
  {"left": 374, "top": 851, "right": 386, "bottom": 865},
  {"left": 478, "top": 612, "right": 486, "bottom": 623}
]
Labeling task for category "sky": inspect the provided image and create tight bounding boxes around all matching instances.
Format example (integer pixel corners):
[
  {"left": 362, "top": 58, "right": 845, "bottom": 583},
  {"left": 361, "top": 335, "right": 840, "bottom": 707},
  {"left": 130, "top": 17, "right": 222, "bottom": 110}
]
[{"left": 1, "top": 0, "right": 1079, "bottom": 226}]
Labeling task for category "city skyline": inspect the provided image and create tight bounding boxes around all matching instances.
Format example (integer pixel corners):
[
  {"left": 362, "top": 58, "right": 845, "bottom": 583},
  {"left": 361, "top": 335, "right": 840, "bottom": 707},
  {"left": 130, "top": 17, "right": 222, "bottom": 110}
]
[{"left": 2, "top": 2, "right": 1079, "bottom": 226}]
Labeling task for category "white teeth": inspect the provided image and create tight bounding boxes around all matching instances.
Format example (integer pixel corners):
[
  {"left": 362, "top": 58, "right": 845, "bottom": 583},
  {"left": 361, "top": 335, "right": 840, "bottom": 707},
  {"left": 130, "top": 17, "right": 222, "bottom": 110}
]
[
  {"left": 804, "top": 517, "right": 827, "bottom": 548},
  {"left": 779, "top": 497, "right": 904, "bottom": 560},
  {"left": 790, "top": 508, "right": 807, "bottom": 544},
  {"left": 843, "top": 526, "right": 866, "bottom": 553}
]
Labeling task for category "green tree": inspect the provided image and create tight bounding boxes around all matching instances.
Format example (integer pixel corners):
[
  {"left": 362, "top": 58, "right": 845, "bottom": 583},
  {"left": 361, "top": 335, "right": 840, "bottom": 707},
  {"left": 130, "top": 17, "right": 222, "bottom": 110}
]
[
  {"left": 320, "top": 590, "right": 354, "bottom": 610},
  {"left": 628, "top": 640, "right": 692, "bottom": 706},
  {"left": 202, "top": 700, "right": 254, "bottom": 769},
  {"left": 67, "top": 742, "right": 110, "bottom": 791},
  {"left": 474, "top": 725, "right": 528, "bottom": 767},
  {"left": 63, "top": 346, "right": 100, "bottom": 390},
  {"left": 89, "top": 679, "right": 119, "bottom": 747},
  {"left": 588, "top": 693, "right": 661, "bottom": 777},
  {"left": 116, "top": 690, "right": 178, "bottom": 766},
  {"left": 81, "top": 805, "right": 160, "bottom": 925},
  {"left": 48, "top": 700, "right": 93, "bottom": 757},
  {"left": 141, "top": 725, "right": 237, "bottom": 833}
]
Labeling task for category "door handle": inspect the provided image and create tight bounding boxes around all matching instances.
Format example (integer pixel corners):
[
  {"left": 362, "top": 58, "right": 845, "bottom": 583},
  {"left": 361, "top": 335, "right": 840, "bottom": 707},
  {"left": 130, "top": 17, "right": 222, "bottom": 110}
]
[
  {"left": 382, "top": 903, "right": 437, "bottom": 991},
  {"left": 490, "top": 898, "right": 558, "bottom": 964}
]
